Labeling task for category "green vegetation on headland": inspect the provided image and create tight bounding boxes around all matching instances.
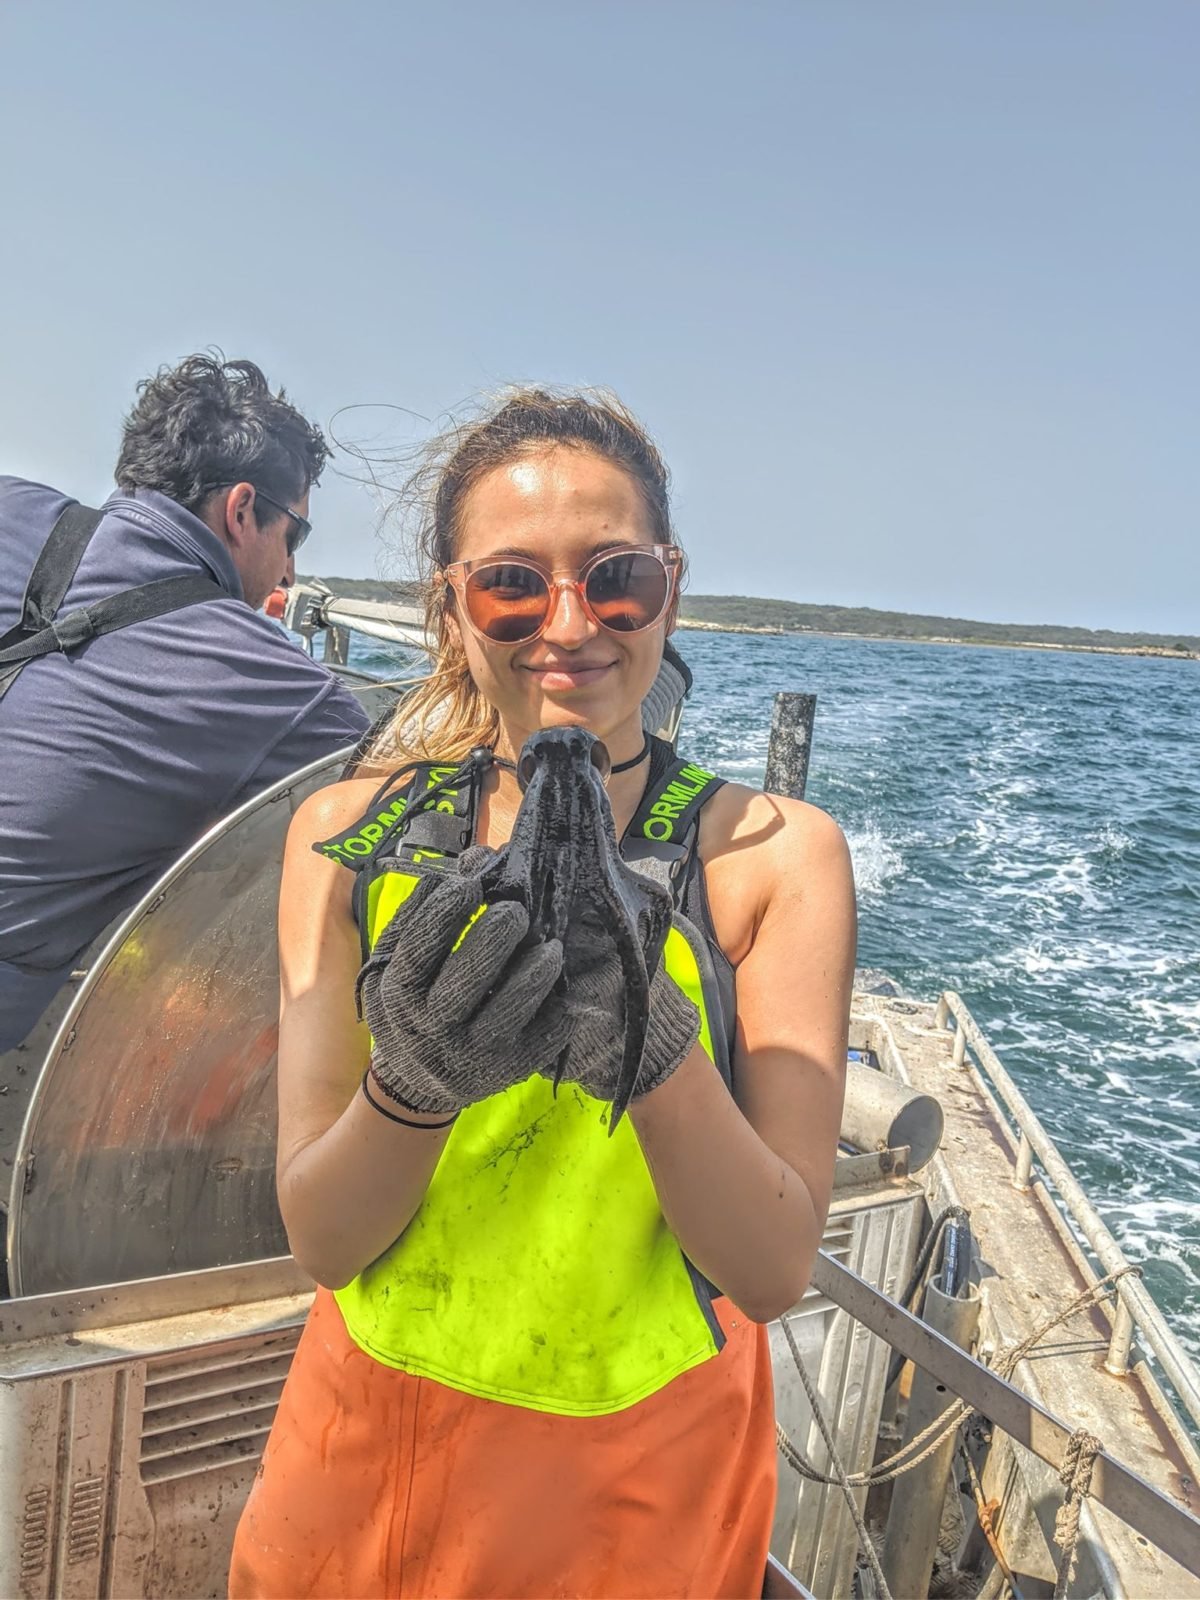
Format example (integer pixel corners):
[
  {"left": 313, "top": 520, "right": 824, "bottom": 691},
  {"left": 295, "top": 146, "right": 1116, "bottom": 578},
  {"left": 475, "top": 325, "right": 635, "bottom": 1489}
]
[
  {"left": 300, "top": 576, "right": 1198, "bottom": 660},
  {"left": 680, "top": 595, "right": 1199, "bottom": 658}
]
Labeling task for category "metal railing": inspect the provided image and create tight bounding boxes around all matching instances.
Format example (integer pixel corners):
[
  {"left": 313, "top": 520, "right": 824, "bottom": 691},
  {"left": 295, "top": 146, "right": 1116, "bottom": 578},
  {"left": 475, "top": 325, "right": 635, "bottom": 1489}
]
[
  {"left": 933, "top": 989, "right": 1200, "bottom": 1438},
  {"left": 282, "top": 584, "right": 429, "bottom": 664},
  {"left": 809, "top": 1251, "right": 1200, "bottom": 1581}
]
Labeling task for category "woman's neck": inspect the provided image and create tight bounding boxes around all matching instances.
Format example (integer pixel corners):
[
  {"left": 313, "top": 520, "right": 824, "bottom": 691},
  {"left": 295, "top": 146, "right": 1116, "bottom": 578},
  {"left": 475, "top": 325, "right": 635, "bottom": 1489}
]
[
  {"left": 494, "top": 714, "right": 647, "bottom": 770},
  {"left": 486, "top": 715, "right": 654, "bottom": 838}
]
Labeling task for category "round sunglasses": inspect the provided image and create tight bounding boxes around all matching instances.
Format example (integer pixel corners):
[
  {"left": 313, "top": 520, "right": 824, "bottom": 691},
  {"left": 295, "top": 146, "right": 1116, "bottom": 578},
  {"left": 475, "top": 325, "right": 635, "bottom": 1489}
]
[{"left": 439, "top": 544, "right": 683, "bottom": 645}]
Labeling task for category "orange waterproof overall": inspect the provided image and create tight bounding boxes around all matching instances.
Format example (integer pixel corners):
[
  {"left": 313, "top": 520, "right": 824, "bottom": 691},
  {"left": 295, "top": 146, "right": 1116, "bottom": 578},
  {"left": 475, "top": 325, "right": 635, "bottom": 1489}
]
[{"left": 229, "top": 1287, "right": 775, "bottom": 1598}]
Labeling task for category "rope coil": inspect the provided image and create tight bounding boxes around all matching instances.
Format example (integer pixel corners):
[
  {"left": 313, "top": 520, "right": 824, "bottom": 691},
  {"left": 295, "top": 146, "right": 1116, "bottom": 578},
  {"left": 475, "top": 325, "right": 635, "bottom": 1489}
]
[{"left": 1052, "top": 1429, "right": 1103, "bottom": 1599}]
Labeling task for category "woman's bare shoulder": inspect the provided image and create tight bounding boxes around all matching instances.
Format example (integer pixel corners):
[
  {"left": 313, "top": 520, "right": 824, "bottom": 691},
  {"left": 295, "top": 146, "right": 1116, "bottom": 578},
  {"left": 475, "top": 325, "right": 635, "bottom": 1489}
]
[
  {"left": 287, "top": 775, "right": 399, "bottom": 851},
  {"left": 280, "top": 776, "right": 398, "bottom": 931},
  {"left": 699, "top": 780, "right": 855, "bottom": 967},
  {"left": 702, "top": 779, "right": 850, "bottom": 875}
]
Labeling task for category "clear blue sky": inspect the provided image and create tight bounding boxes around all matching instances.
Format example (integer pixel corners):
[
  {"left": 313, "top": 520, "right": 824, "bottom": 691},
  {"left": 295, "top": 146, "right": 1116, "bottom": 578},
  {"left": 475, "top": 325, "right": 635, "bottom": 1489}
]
[{"left": 2, "top": 2, "right": 1196, "bottom": 633}]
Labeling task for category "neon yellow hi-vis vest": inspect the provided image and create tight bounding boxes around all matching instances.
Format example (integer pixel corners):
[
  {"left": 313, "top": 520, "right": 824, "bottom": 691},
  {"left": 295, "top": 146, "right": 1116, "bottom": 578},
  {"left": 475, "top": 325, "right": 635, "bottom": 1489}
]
[{"left": 334, "top": 868, "right": 727, "bottom": 1418}]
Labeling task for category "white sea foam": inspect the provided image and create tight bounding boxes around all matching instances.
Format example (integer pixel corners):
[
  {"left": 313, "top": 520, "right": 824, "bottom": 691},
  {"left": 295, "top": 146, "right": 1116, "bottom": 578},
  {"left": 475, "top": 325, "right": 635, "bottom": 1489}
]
[
  {"left": 1090, "top": 822, "right": 1134, "bottom": 858},
  {"left": 1130, "top": 995, "right": 1200, "bottom": 1035},
  {"left": 1042, "top": 855, "right": 1105, "bottom": 911},
  {"left": 846, "top": 820, "right": 905, "bottom": 898},
  {"left": 1147, "top": 1240, "right": 1200, "bottom": 1295}
]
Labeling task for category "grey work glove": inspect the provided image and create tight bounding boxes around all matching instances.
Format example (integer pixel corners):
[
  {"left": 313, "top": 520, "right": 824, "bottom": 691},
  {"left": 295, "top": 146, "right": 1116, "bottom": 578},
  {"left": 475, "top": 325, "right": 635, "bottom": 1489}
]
[
  {"left": 356, "top": 849, "right": 572, "bottom": 1115},
  {"left": 548, "top": 908, "right": 702, "bottom": 1106}
]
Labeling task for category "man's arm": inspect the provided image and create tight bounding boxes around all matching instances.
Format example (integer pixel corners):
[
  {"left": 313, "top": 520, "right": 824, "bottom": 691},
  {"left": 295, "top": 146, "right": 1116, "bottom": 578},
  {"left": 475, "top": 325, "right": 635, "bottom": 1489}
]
[{"left": 229, "top": 670, "right": 371, "bottom": 803}]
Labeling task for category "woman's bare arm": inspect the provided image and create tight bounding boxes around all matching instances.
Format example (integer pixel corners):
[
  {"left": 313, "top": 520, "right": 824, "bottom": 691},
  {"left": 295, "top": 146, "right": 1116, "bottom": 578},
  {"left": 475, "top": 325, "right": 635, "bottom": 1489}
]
[
  {"left": 630, "top": 796, "right": 855, "bottom": 1323},
  {"left": 275, "top": 784, "right": 453, "bottom": 1289}
]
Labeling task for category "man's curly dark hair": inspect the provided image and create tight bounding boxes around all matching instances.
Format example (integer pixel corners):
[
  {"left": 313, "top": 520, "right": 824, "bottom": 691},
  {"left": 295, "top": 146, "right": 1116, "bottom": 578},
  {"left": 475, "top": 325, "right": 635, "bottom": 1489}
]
[{"left": 114, "top": 353, "right": 330, "bottom": 514}]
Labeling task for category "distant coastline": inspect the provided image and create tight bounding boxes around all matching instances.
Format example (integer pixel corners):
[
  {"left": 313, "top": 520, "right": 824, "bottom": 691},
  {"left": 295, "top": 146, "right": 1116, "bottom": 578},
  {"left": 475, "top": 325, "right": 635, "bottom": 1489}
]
[{"left": 301, "top": 575, "right": 1199, "bottom": 662}]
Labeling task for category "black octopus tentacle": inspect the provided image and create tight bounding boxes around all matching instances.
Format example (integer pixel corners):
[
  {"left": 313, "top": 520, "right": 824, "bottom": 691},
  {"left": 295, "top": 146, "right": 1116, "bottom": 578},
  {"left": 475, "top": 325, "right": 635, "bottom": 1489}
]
[{"left": 583, "top": 866, "right": 652, "bottom": 1128}]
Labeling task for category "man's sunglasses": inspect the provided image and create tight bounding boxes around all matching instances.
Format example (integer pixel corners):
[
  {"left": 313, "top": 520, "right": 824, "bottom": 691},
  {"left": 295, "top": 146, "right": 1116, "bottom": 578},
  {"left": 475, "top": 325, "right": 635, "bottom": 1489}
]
[
  {"left": 439, "top": 544, "right": 683, "bottom": 645},
  {"left": 253, "top": 488, "right": 312, "bottom": 556}
]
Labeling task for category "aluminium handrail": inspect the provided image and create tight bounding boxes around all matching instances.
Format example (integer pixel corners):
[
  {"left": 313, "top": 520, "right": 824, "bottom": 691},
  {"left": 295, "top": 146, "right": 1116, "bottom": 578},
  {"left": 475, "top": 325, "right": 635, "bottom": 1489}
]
[
  {"left": 933, "top": 989, "right": 1200, "bottom": 1436},
  {"left": 320, "top": 594, "right": 428, "bottom": 647}
]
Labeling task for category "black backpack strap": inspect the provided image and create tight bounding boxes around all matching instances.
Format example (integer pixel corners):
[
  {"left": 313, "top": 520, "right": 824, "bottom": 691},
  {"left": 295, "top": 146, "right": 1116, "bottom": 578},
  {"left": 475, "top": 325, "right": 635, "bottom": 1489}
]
[
  {"left": 0, "top": 502, "right": 103, "bottom": 652},
  {"left": 0, "top": 498, "right": 227, "bottom": 701},
  {"left": 16, "top": 502, "right": 103, "bottom": 635},
  {"left": 0, "top": 575, "right": 226, "bottom": 697}
]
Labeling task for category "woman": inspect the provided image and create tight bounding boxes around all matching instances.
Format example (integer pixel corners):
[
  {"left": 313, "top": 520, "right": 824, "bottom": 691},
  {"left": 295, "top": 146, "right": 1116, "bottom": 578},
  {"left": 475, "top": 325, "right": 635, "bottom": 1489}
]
[{"left": 230, "top": 390, "right": 856, "bottom": 1599}]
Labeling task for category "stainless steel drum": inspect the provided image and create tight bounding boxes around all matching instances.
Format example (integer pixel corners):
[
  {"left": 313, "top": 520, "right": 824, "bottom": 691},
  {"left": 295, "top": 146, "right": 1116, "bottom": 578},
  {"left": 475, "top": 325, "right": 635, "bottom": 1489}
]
[{"left": 6, "top": 748, "right": 351, "bottom": 1295}]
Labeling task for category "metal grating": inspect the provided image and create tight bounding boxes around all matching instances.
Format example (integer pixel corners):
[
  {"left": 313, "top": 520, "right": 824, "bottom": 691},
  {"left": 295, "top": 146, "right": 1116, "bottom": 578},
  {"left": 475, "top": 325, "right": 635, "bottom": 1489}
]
[
  {"left": 20, "top": 1485, "right": 50, "bottom": 1581},
  {"left": 139, "top": 1331, "right": 301, "bottom": 1485},
  {"left": 66, "top": 1474, "right": 105, "bottom": 1565},
  {"left": 789, "top": 1220, "right": 853, "bottom": 1322}
]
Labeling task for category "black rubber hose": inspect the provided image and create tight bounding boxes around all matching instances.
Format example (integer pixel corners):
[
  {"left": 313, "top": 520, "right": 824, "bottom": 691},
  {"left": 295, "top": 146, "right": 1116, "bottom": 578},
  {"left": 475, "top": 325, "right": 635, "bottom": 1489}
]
[
  {"left": 885, "top": 1204, "right": 972, "bottom": 1392},
  {"left": 942, "top": 1216, "right": 972, "bottom": 1299}
]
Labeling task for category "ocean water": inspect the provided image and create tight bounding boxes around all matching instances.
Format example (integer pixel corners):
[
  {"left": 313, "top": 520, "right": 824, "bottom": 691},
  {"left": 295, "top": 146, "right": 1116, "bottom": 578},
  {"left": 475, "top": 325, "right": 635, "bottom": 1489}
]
[{"left": 352, "top": 630, "right": 1200, "bottom": 1360}]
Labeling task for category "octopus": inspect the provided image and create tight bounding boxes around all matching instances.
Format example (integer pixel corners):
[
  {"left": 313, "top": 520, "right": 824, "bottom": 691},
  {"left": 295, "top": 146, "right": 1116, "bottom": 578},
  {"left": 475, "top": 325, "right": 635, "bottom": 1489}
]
[{"left": 480, "top": 726, "right": 673, "bottom": 1132}]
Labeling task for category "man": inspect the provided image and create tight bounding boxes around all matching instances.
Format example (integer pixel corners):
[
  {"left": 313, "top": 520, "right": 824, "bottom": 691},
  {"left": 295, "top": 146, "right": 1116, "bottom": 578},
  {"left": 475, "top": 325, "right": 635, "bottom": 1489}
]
[{"left": 0, "top": 354, "right": 371, "bottom": 1054}]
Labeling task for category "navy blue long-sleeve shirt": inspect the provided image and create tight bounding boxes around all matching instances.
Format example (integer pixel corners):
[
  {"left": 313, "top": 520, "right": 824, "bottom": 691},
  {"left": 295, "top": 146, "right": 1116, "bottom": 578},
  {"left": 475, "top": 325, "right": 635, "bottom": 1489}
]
[{"left": 0, "top": 477, "right": 371, "bottom": 1048}]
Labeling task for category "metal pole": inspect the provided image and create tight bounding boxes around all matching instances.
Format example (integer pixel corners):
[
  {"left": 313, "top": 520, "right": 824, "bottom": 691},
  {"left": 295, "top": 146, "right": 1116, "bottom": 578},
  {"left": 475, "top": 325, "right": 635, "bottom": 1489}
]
[
  {"left": 764, "top": 693, "right": 817, "bottom": 801},
  {"left": 763, "top": 1554, "right": 816, "bottom": 1598},
  {"left": 840, "top": 1063, "right": 945, "bottom": 1173},
  {"left": 323, "top": 626, "right": 350, "bottom": 666},
  {"left": 882, "top": 1274, "right": 982, "bottom": 1600},
  {"left": 1013, "top": 1132, "right": 1034, "bottom": 1192},
  {"left": 1106, "top": 1300, "right": 1136, "bottom": 1378}
]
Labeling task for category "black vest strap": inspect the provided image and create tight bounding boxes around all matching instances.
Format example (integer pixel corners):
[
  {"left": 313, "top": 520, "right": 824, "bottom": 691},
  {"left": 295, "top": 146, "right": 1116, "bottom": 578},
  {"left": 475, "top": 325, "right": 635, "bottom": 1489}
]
[
  {"left": 394, "top": 760, "right": 482, "bottom": 865},
  {"left": 621, "top": 740, "right": 725, "bottom": 901},
  {"left": 325, "top": 739, "right": 726, "bottom": 911},
  {"left": 329, "top": 755, "right": 489, "bottom": 964},
  {"left": 625, "top": 742, "right": 724, "bottom": 851},
  {"left": 0, "top": 500, "right": 226, "bottom": 702},
  {"left": 317, "top": 754, "right": 489, "bottom": 872}
]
